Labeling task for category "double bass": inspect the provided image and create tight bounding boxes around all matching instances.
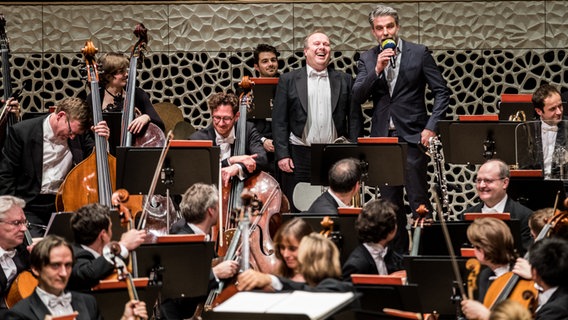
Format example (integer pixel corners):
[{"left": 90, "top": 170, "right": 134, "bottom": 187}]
[{"left": 0, "top": 14, "right": 22, "bottom": 148}]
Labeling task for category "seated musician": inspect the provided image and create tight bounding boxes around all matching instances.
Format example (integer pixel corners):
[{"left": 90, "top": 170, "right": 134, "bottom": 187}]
[
  {"left": 67, "top": 203, "right": 146, "bottom": 291},
  {"left": 342, "top": 199, "right": 403, "bottom": 280},
  {"left": 460, "top": 218, "right": 531, "bottom": 320},
  {"left": 529, "top": 207, "right": 554, "bottom": 239},
  {"left": 237, "top": 232, "right": 354, "bottom": 293},
  {"left": 5, "top": 235, "right": 147, "bottom": 320},
  {"left": 164, "top": 183, "right": 239, "bottom": 319},
  {"left": 462, "top": 159, "right": 532, "bottom": 252},
  {"left": 529, "top": 237, "right": 568, "bottom": 320},
  {"left": 189, "top": 92, "right": 267, "bottom": 187},
  {"left": 305, "top": 157, "right": 361, "bottom": 214},
  {"left": 0, "top": 196, "right": 30, "bottom": 317},
  {"left": 0, "top": 97, "right": 110, "bottom": 237}
]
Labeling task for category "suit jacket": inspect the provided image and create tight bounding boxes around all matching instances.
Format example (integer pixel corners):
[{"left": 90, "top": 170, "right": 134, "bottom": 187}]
[
  {"left": 520, "top": 120, "right": 567, "bottom": 178},
  {"left": 6, "top": 290, "right": 101, "bottom": 320},
  {"left": 0, "top": 243, "right": 31, "bottom": 310},
  {"left": 0, "top": 115, "right": 94, "bottom": 206},
  {"left": 536, "top": 286, "right": 568, "bottom": 320},
  {"left": 305, "top": 191, "right": 339, "bottom": 214},
  {"left": 190, "top": 122, "right": 268, "bottom": 178},
  {"left": 341, "top": 244, "right": 403, "bottom": 281},
  {"left": 272, "top": 66, "right": 363, "bottom": 161},
  {"left": 67, "top": 244, "right": 115, "bottom": 292},
  {"left": 352, "top": 40, "right": 450, "bottom": 143},
  {"left": 463, "top": 197, "right": 533, "bottom": 253}
]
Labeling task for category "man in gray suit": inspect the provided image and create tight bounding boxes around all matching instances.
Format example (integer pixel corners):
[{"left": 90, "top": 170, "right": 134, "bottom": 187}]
[
  {"left": 352, "top": 5, "right": 450, "bottom": 253},
  {"left": 272, "top": 30, "right": 363, "bottom": 212}
]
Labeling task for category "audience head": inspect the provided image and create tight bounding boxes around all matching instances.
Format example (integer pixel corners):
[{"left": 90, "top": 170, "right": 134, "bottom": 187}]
[
  {"left": 532, "top": 84, "right": 563, "bottom": 125},
  {"left": 529, "top": 207, "right": 554, "bottom": 239},
  {"left": 30, "top": 235, "right": 74, "bottom": 296},
  {"left": 208, "top": 92, "right": 240, "bottom": 138},
  {"left": 0, "top": 195, "right": 27, "bottom": 250},
  {"left": 297, "top": 233, "right": 341, "bottom": 286},
  {"left": 489, "top": 299, "right": 532, "bottom": 320},
  {"left": 356, "top": 199, "right": 397, "bottom": 244},
  {"left": 368, "top": 5, "right": 401, "bottom": 45},
  {"left": 329, "top": 158, "right": 361, "bottom": 195},
  {"left": 274, "top": 218, "right": 313, "bottom": 278},
  {"left": 475, "top": 159, "right": 510, "bottom": 208},
  {"left": 529, "top": 237, "right": 568, "bottom": 289},
  {"left": 303, "top": 30, "right": 331, "bottom": 72},
  {"left": 253, "top": 43, "right": 279, "bottom": 78},
  {"left": 180, "top": 183, "right": 219, "bottom": 225},
  {"left": 98, "top": 52, "right": 129, "bottom": 88},
  {"left": 71, "top": 203, "right": 111, "bottom": 246},
  {"left": 467, "top": 217, "right": 517, "bottom": 267}
]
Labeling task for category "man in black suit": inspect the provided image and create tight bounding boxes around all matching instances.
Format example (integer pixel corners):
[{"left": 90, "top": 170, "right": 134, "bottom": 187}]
[
  {"left": 67, "top": 203, "right": 146, "bottom": 291},
  {"left": 272, "top": 30, "right": 363, "bottom": 212},
  {"left": 0, "top": 196, "right": 30, "bottom": 317},
  {"left": 342, "top": 199, "right": 403, "bottom": 280},
  {"left": 352, "top": 5, "right": 450, "bottom": 254},
  {"left": 164, "top": 183, "right": 239, "bottom": 319},
  {"left": 190, "top": 92, "right": 267, "bottom": 187},
  {"left": 6, "top": 235, "right": 146, "bottom": 320},
  {"left": 530, "top": 237, "right": 568, "bottom": 320},
  {"left": 0, "top": 97, "right": 110, "bottom": 236},
  {"left": 305, "top": 157, "right": 361, "bottom": 214},
  {"left": 463, "top": 159, "right": 532, "bottom": 253}
]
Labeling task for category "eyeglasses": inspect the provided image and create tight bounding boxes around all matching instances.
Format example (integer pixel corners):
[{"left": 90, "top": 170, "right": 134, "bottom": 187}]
[
  {"left": 475, "top": 177, "right": 505, "bottom": 185},
  {"left": 213, "top": 115, "right": 234, "bottom": 123},
  {"left": 0, "top": 219, "right": 29, "bottom": 228},
  {"left": 65, "top": 113, "right": 81, "bottom": 137}
]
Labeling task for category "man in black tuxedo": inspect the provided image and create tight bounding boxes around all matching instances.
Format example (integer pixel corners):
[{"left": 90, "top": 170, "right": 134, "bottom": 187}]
[
  {"left": 305, "top": 157, "right": 361, "bottom": 214},
  {"left": 352, "top": 5, "right": 450, "bottom": 254},
  {"left": 530, "top": 237, "right": 568, "bottom": 320},
  {"left": 0, "top": 97, "right": 110, "bottom": 236},
  {"left": 190, "top": 92, "right": 267, "bottom": 187},
  {"left": 272, "top": 30, "right": 363, "bottom": 212},
  {"left": 67, "top": 203, "right": 146, "bottom": 291},
  {"left": 6, "top": 235, "right": 146, "bottom": 320},
  {"left": 0, "top": 196, "right": 30, "bottom": 317},
  {"left": 342, "top": 199, "right": 403, "bottom": 280}
]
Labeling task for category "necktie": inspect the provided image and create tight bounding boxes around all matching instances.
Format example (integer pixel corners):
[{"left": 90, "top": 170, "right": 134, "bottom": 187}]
[
  {"left": 48, "top": 292, "right": 72, "bottom": 308},
  {"left": 309, "top": 70, "right": 328, "bottom": 78}
]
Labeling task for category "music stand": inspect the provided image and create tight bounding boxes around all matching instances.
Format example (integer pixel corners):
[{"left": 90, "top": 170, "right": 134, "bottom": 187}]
[
  {"left": 90, "top": 281, "right": 160, "bottom": 320},
  {"left": 135, "top": 241, "right": 214, "bottom": 298},
  {"left": 354, "top": 284, "right": 422, "bottom": 314},
  {"left": 248, "top": 77, "right": 278, "bottom": 120},
  {"left": 403, "top": 256, "right": 468, "bottom": 318},
  {"left": 438, "top": 120, "right": 523, "bottom": 165},
  {"left": 116, "top": 143, "right": 220, "bottom": 195},
  {"left": 310, "top": 142, "right": 407, "bottom": 187},
  {"left": 44, "top": 209, "right": 123, "bottom": 242},
  {"left": 498, "top": 102, "right": 536, "bottom": 121},
  {"left": 508, "top": 178, "right": 567, "bottom": 210}
]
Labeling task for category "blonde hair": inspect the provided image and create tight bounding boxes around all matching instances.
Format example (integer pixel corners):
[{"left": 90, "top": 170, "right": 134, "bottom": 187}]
[
  {"left": 489, "top": 300, "right": 532, "bottom": 320},
  {"left": 297, "top": 233, "right": 341, "bottom": 286}
]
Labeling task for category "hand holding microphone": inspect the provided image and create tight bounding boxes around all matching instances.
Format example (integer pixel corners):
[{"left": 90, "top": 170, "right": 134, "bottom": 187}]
[{"left": 381, "top": 39, "right": 397, "bottom": 68}]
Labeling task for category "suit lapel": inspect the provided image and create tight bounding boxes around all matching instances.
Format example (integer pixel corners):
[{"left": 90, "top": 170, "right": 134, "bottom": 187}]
[
  {"left": 391, "top": 40, "right": 411, "bottom": 96},
  {"left": 361, "top": 245, "right": 379, "bottom": 274},
  {"left": 30, "top": 291, "right": 50, "bottom": 320},
  {"left": 294, "top": 67, "right": 309, "bottom": 113},
  {"left": 329, "top": 69, "right": 340, "bottom": 113},
  {"left": 71, "top": 292, "right": 90, "bottom": 320},
  {"left": 31, "top": 118, "right": 46, "bottom": 185}
]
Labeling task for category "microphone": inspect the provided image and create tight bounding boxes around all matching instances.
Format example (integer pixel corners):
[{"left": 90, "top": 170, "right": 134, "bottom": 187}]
[{"left": 381, "top": 39, "right": 397, "bottom": 68}]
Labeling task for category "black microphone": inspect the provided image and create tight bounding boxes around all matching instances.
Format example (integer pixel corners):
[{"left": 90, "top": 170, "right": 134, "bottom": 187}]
[{"left": 381, "top": 39, "right": 397, "bottom": 68}]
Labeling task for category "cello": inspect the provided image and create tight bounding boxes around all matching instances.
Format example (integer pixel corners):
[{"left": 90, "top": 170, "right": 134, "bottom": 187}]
[{"left": 56, "top": 40, "right": 115, "bottom": 211}]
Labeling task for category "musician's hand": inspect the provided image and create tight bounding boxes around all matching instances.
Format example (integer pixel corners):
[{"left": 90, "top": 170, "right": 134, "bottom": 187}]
[
  {"left": 92, "top": 120, "right": 110, "bottom": 140},
  {"left": 230, "top": 154, "right": 258, "bottom": 173},
  {"left": 221, "top": 165, "right": 239, "bottom": 187},
  {"left": 513, "top": 257, "right": 532, "bottom": 280},
  {"left": 263, "top": 139, "right": 274, "bottom": 152},
  {"left": 122, "top": 300, "right": 148, "bottom": 320},
  {"left": 120, "top": 229, "right": 147, "bottom": 251},
  {"left": 461, "top": 299, "right": 490, "bottom": 320},
  {"left": 213, "top": 260, "right": 239, "bottom": 280},
  {"left": 237, "top": 269, "right": 272, "bottom": 291},
  {"left": 5, "top": 97, "right": 21, "bottom": 115},
  {"left": 420, "top": 128, "right": 435, "bottom": 147},
  {"left": 128, "top": 114, "right": 151, "bottom": 134},
  {"left": 278, "top": 157, "right": 294, "bottom": 173}
]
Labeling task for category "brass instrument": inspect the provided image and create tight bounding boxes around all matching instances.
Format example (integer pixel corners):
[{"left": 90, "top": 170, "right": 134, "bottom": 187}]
[{"left": 508, "top": 110, "right": 526, "bottom": 122}]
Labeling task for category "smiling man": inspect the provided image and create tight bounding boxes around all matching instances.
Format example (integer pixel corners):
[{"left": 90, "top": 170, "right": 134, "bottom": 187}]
[
  {"left": 0, "top": 98, "right": 109, "bottom": 236},
  {"left": 272, "top": 30, "right": 362, "bottom": 212}
]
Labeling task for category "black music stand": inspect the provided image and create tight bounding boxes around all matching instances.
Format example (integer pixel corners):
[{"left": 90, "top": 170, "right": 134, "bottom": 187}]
[
  {"left": 91, "top": 283, "right": 160, "bottom": 320},
  {"left": 44, "top": 209, "right": 123, "bottom": 242},
  {"left": 498, "top": 102, "right": 536, "bottom": 121},
  {"left": 438, "top": 120, "right": 523, "bottom": 165},
  {"left": 354, "top": 284, "right": 422, "bottom": 314},
  {"left": 116, "top": 144, "right": 220, "bottom": 195},
  {"left": 248, "top": 77, "right": 277, "bottom": 120},
  {"left": 508, "top": 178, "right": 567, "bottom": 211},
  {"left": 135, "top": 241, "right": 214, "bottom": 298},
  {"left": 310, "top": 143, "right": 407, "bottom": 187}
]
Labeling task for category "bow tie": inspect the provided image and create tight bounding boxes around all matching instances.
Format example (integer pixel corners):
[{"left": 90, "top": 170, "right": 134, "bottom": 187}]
[
  {"left": 216, "top": 136, "right": 235, "bottom": 145},
  {"left": 309, "top": 70, "right": 328, "bottom": 78},
  {"left": 543, "top": 126, "right": 558, "bottom": 132},
  {"left": 0, "top": 249, "right": 16, "bottom": 260},
  {"left": 48, "top": 292, "right": 72, "bottom": 308},
  {"left": 369, "top": 247, "right": 388, "bottom": 259}
]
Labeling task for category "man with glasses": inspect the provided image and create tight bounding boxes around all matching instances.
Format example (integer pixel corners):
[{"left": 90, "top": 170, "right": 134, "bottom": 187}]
[
  {"left": 190, "top": 92, "right": 267, "bottom": 187},
  {"left": 0, "top": 97, "right": 110, "bottom": 236},
  {"left": 0, "top": 196, "right": 30, "bottom": 317},
  {"left": 462, "top": 159, "right": 532, "bottom": 252}
]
